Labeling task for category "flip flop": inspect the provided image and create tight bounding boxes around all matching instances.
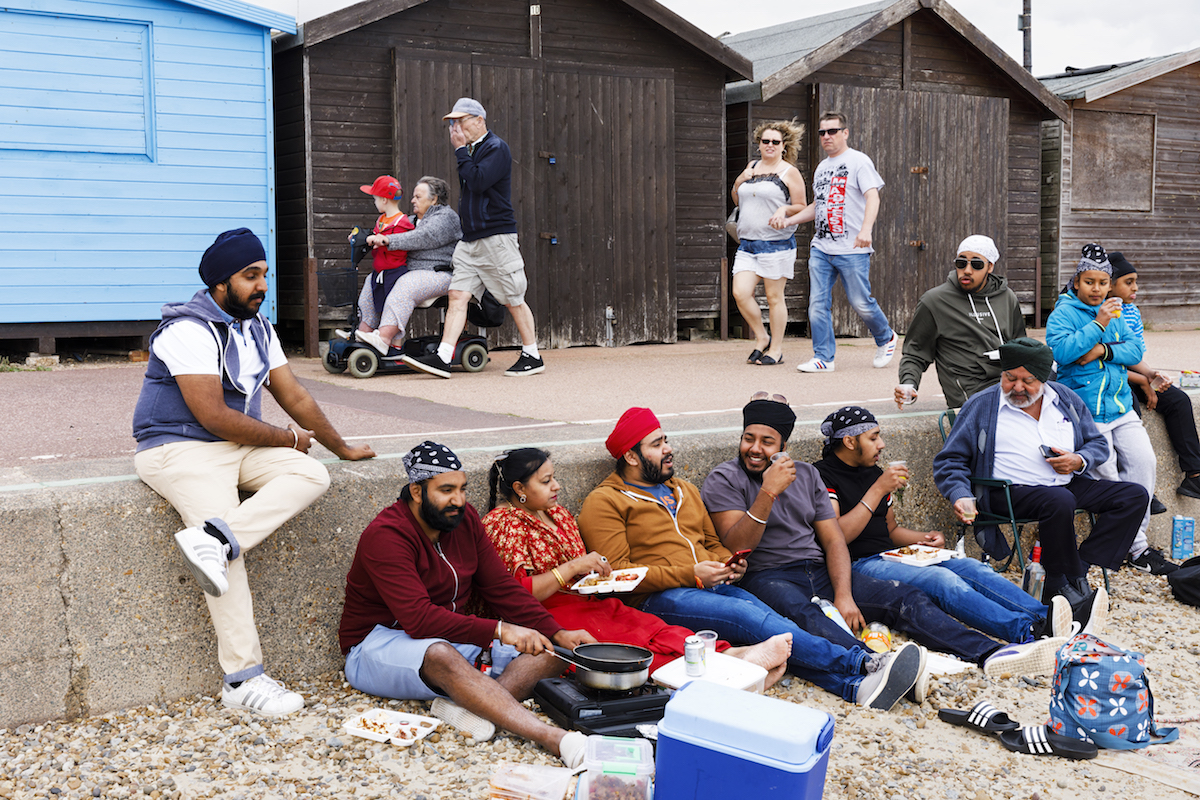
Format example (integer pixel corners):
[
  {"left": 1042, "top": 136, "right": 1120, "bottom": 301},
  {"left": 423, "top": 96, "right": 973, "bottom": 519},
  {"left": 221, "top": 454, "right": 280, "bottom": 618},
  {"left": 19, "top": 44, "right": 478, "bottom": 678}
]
[
  {"left": 747, "top": 349, "right": 764, "bottom": 364},
  {"left": 937, "top": 701, "right": 1020, "bottom": 734},
  {"left": 998, "top": 725, "right": 1098, "bottom": 760},
  {"left": 757, "top": 354, "right": 784, "bottom": 366}
]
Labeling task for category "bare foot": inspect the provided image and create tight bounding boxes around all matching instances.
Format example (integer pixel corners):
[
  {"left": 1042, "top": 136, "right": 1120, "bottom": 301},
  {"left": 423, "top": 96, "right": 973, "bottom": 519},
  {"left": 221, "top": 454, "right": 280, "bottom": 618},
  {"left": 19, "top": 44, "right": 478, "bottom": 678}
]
[
  {"left": 729, "top": 633, "right": 791, "bottom": 687},
  {"left": 762, "top": 662, "right": 788, "bottom": 690}
]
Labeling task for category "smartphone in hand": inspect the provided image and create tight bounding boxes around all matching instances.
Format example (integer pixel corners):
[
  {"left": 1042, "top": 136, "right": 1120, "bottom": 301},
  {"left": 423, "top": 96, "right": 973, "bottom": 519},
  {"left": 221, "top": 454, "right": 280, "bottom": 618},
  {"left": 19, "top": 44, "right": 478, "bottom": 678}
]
[
  {"left": 724, "top": 549, "right": 752, "bottom": 568},
  {"left": 1038, "top": 445, "right": 1057, "bottom": 459}
]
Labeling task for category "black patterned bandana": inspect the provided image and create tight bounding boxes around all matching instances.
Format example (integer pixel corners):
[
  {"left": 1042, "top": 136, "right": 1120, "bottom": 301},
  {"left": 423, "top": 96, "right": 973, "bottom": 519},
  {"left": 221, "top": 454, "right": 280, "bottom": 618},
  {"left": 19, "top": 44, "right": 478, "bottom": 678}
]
[
  {"left": 1073, "top": 242, "right": 1111, "bottom": 280},
  {"left": 820, "top": 406, "right": 878, "bottom": 446},
  {"left": 402, "top": 440, "right": 462, "bottom": 484}
]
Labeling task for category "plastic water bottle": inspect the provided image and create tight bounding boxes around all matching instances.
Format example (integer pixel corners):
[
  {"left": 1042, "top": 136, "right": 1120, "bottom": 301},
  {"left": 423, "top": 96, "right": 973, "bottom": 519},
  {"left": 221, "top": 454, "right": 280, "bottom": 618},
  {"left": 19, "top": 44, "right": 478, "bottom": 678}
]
[
  {"left": 812, "top": 596, "right": 854, "bottom": 636},
  {"left": 1022, "top": 541, "right": 1046, "bottom": 602}
]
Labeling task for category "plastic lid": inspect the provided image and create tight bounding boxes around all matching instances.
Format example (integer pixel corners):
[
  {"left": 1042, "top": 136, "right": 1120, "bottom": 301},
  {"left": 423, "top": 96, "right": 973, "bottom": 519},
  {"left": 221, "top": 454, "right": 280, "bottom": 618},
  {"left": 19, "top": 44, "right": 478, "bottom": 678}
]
[
  {"left": 657, "top": 681, "right": 834, "bottom": 769},
  {"left": 584, "top": 735, "right": 654, "bottom": 777}
]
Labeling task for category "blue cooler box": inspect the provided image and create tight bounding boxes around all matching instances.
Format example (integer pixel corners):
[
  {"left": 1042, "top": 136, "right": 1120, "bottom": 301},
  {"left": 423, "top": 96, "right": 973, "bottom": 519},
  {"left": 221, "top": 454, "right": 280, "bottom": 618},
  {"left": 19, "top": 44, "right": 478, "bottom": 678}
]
[{"left": 654, "top": 681, "right": 834, "bottom": 800}]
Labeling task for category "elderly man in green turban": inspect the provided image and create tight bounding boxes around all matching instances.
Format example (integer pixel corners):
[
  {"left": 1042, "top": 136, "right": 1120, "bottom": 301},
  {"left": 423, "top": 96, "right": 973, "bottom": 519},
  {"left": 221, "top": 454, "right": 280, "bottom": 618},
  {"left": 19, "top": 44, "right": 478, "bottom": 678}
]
[{"left": 932, "top": 337, "right": 1147, "bottom": 630}]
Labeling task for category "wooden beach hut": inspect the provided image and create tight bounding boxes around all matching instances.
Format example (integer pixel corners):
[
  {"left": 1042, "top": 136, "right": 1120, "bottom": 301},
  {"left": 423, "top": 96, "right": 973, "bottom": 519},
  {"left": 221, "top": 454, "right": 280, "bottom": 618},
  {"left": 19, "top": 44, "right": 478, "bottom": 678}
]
[
  {"left": 0, "top": 0, "right": 294, "bottom": 354},
  {"left": 722, "top": 0, "right": 1068, "bottom": 336},
  {"left": 1040, "top": 48, "right": 1200, "bottom": 326},
  {"left": 272, "top": 0, "right": 751, "bottom": 351}
]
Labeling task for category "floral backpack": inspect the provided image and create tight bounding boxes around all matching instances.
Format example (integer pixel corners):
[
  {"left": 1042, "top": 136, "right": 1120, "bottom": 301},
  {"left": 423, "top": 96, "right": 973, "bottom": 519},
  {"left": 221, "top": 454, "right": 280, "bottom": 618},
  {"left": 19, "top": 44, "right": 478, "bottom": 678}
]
[{"left": 1047, "top": 633, "right": 1178, "bottom": 750}]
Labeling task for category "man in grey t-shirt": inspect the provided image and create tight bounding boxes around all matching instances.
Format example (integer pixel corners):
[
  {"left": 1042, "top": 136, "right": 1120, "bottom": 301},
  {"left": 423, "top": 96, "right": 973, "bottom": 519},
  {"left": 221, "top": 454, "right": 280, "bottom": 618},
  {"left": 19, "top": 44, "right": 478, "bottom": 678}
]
[
  {"left": 702, "top": 395, "right": 1057, "bottom": 696},
  {"left": 778, "top": 113, "right": 896, "bottom": 374}
]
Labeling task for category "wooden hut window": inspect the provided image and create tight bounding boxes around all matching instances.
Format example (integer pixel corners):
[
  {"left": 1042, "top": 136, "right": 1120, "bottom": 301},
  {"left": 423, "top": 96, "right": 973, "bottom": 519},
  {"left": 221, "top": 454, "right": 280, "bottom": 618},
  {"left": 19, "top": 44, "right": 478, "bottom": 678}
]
[
  {"left": 1070, "top": 109, "right": 1155, "bottom": 212},
  {"left": 0, "top": 10, "right": 153, "bottom": 157}
]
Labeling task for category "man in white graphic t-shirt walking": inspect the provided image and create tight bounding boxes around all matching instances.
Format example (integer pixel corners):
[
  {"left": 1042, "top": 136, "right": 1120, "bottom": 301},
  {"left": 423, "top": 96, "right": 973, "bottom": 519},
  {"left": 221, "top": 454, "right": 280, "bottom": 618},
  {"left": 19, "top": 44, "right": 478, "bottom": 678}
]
[{"left": 777, "top": 112, "right": 896, "bottom": 374}]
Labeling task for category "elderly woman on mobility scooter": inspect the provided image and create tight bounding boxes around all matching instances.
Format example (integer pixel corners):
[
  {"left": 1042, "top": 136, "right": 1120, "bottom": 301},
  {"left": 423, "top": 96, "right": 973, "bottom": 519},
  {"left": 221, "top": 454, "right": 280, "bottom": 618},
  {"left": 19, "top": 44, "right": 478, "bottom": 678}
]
[{"left": 343, "top": 175, "right": 463, "bottom": 355}]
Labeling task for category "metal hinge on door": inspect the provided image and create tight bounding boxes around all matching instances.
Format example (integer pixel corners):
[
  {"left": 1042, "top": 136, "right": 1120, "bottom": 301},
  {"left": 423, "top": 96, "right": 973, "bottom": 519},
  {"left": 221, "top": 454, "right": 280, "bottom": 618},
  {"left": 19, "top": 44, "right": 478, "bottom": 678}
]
[
  {"left": 908, "top": 240, "right": 927, "bottom": 250},
  {"left": 910, "top": 166, "right": 928, "bottom": 174}
]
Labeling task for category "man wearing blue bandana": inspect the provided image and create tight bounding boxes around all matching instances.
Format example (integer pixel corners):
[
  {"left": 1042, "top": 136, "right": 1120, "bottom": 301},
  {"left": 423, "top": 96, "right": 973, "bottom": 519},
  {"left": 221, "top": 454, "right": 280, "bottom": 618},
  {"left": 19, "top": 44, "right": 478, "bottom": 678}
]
[{"left": 133, "top": 228, "right": 375, "bottom": 717}]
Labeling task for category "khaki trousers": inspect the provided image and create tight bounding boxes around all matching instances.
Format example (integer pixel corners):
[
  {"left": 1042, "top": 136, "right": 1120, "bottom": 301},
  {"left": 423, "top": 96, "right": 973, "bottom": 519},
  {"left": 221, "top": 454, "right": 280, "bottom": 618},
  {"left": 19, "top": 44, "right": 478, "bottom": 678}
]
[{"left": 135, "top": 440, "right": 331, "bottom": 681}]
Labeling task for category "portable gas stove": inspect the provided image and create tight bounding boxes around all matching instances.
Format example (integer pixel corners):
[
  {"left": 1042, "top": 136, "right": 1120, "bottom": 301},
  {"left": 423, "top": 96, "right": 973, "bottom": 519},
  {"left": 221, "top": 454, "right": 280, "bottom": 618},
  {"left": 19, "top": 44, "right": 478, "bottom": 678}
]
[{"left": 533, "top": 676, "right": 670, "bottom": 738}]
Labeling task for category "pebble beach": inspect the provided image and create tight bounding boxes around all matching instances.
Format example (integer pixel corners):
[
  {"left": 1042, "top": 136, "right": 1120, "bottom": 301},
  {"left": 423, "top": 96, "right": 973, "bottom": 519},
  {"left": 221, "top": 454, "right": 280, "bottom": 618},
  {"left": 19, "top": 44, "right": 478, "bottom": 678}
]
[{"left": 3, "top": 568, "right": 1198, "bottom": 800}]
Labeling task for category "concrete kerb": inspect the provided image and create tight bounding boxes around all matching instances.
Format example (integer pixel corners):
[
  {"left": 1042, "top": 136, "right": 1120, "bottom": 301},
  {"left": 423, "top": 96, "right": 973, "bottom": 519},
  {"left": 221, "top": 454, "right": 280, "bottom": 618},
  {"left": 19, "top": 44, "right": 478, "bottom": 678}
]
[{"left": 3, "top": 401, "right": 1199, "bottom": 728}]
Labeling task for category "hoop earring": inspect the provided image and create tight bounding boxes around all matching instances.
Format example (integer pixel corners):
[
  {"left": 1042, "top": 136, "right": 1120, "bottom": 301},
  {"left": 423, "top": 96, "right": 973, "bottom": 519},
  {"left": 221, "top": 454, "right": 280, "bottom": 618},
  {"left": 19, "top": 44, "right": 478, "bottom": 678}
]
[{"left": 518, "top": 494, "right": 527, "bottom": 503}]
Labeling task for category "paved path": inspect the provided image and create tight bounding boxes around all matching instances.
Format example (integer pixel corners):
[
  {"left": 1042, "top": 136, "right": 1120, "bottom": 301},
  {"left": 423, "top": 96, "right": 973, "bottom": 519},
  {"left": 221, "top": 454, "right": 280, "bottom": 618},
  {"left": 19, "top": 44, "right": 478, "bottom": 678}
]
[{"left": 3, "top": 329, "right": 1197, "bottom": 489}]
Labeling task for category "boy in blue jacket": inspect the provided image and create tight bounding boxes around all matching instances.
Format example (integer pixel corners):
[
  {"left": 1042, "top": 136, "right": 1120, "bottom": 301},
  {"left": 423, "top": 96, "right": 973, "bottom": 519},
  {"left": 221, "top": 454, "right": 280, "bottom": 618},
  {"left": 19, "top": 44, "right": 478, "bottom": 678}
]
[{"left": 1046, "top": 244, "right": 1176, "bottom": 575}]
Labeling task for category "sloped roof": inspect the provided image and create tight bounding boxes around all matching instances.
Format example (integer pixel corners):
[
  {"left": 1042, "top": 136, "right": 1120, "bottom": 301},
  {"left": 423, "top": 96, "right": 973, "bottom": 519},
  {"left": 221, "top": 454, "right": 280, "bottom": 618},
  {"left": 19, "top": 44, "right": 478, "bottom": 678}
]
[
  {"left": 1039, "top": 47, "right": 1200, "bottom": 103},
  {"left": 722, "top": 0, "right": 891, "bottom": 80},
  {"left": 179, "top": 0, "right": 296, "bottom": 33},
  {"left": 283, "top": 0, "right": 750, "bottom": 80},
  {"left": 723, "top": 0, "right": 1067, "bottom": 120}
]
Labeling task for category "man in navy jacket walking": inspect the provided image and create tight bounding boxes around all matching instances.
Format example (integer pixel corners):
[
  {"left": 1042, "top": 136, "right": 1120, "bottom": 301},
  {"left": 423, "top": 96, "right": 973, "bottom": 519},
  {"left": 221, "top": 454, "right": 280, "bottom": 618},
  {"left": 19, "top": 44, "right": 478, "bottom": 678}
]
[{"left": 404, "top": 97, "right": 544, "bottom": 378}]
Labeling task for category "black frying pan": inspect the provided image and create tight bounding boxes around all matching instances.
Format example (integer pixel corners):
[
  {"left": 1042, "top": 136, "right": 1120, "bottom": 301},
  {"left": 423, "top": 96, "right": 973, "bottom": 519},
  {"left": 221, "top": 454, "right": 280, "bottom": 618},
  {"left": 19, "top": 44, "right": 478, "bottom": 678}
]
[{"left": 552, "top": 643, "right": 654, "bottom": 690}]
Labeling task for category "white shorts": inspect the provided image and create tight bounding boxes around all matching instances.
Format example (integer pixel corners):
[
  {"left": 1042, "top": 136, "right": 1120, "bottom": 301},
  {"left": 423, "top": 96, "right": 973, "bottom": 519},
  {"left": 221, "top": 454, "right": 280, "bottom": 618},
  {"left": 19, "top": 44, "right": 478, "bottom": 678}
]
[{"left": 732, "top": 247, "right": 796, "bottom": 281}]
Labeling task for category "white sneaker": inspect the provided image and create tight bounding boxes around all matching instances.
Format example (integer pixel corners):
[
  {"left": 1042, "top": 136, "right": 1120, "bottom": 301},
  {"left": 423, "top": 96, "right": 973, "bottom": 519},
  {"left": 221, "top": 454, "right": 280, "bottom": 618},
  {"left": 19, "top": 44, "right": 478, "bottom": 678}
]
[
  {"left": 983, "top": 637, "right": 1066, "bottom": 678},
  {"left": 173, "top": 526, "right": 229, "bottom": 597},
  {"left": 797, "top": 358, "right": 835, "bottom": 373},
  {"left": 1082, "top": 586, "right": 1108, "bottom": 637},
  {"left": 857, "top": 642, "right": 921, "bottom": 710},
  {"left": 221, "top": 674, "right": 305, "bottom": 716},
  {"left": 334, "top": 329, "right": 352, "bottom": 340},
  {"left": 356, "top": 329, "right": 391, "bottom": 356},
  {"left": 873, "top": 332, "right": 899, "bottom": 368},
  {"left": 430, "top": 698, "right": 495, "bottom": 741}
]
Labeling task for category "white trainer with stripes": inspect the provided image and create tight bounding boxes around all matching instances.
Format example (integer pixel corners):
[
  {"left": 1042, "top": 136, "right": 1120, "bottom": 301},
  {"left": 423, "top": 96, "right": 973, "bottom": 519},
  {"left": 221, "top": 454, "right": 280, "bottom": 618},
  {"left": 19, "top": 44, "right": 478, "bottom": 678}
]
[
  {"left": 221, "top": 674, "right": 305, "bottom": 716},
  {"left": 173, "top": 526, "right": 229, "bottom": 597}
]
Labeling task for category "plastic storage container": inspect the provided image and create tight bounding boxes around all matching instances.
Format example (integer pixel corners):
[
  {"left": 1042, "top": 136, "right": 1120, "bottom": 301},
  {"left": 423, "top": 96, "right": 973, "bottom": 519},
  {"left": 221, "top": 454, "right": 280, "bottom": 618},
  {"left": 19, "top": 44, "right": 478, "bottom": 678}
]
[
  {"left": 655, "top": 681, "right": 834, "bottom": 800},
  {"left": 651, "top": 650, "right": 768, "bottom": 693},
  {"left": 580, "top": 735, "right": 654, "bottom": 800}
]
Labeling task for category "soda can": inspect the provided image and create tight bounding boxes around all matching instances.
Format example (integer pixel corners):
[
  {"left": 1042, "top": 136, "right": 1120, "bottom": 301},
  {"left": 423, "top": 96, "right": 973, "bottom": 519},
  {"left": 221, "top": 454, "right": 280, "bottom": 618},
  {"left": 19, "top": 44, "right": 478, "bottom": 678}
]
[
  {"left": 684, "top": 635, "right": 706, "bottom": 676},
  {"left": 860, "top": 622, "right": 892, "bottom": 653}
]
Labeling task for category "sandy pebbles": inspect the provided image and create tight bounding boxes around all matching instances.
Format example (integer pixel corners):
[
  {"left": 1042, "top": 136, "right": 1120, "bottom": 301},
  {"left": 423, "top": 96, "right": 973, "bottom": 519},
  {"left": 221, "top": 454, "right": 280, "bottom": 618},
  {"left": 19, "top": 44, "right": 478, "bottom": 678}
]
[{"left": 2, "top": 568, "right": 1198, "bottom": 800}]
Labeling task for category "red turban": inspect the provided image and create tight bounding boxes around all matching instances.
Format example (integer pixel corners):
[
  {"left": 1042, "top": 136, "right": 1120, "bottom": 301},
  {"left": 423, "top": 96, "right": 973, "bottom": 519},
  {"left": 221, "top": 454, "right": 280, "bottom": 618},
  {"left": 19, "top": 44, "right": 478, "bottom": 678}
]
[{"left": 606, "top": 407, "right": 661, "bottom": 458}]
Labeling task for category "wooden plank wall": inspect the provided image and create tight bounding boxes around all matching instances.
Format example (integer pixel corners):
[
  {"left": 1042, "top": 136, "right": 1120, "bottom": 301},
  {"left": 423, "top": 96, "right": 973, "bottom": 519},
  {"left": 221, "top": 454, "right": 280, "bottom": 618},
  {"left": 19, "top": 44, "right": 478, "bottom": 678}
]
[
  {"left": 278, "top": 0, "right": 731, "bottom": 340},
  {"left": 1055, "top": 62, "right": 1200, "bottom": 322},
  {"left": 1039, "top": 119, "right": 1063, "bottom": 318}
]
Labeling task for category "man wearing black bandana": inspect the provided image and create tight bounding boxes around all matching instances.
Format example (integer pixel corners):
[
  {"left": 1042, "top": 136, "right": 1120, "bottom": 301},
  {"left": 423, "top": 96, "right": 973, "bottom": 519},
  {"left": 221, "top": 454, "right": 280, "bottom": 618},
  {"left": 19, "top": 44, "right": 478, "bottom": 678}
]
[
  {"left": 338, "top": 441, "right": 594, "bottom": 768},
  {"left": 703, "top": 396, "right": 1052, "bottom": 697}
]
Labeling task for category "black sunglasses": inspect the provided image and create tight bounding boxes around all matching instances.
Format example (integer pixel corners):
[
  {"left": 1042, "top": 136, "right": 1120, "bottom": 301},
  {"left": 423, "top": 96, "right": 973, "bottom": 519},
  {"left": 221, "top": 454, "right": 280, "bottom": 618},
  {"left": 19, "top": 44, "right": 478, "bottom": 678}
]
[
  {"left": 760, "top": 138, "right": 782, "bottom": 145},
  {"left": 954, "top": 257, "right": 989, "bottom": 271},
  {"left": 817, "top": 127, "right": 844, "bottom": 137}
]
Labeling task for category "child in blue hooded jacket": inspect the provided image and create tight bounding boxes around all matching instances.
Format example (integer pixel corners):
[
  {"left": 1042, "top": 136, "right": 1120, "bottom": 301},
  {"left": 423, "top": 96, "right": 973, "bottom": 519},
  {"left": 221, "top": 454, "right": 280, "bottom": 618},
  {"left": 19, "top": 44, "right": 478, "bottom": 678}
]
[{"left": 1046, "top": 243, "right": 1175, "bottom": 575}]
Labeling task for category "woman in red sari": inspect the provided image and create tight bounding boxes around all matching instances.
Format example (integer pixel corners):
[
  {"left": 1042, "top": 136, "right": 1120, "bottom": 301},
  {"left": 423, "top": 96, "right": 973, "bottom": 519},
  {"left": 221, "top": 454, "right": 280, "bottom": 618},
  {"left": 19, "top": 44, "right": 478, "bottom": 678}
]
[{"left": 482, "top": 448, "right": 789, "bottom": 681}]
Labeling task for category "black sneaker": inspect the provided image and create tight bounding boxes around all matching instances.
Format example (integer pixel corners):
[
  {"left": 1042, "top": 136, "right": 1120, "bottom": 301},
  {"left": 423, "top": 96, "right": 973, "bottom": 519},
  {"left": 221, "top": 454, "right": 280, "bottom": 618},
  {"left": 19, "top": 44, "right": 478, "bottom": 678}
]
[
  {"left": 401, "top": 352, "right": 452, "bottom": 379},
  {"left": 1127, "top": 547, "right": 1179, "bottom": 575},
  {"left": 504, "top": 352, "right": 545, "bottom": 377},
  {"left": 1150, "top": 495, "right": 1169, "bottom": 515},
  {"left": 1178, "top": 474, "right": 1200, "bottom": 500}
]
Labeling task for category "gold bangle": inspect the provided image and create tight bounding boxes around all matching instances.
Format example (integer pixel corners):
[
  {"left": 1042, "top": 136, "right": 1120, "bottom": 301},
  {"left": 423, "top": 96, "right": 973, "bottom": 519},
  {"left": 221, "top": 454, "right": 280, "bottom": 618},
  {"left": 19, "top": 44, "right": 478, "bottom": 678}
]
[{"left": 551, "top": 567, "right": 567, "bottom": 588}]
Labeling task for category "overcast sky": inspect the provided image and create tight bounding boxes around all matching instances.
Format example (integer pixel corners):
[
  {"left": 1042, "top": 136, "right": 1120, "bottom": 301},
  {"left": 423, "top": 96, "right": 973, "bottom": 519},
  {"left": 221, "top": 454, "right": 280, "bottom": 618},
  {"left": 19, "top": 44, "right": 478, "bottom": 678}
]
[{"left": 263, "top": 0, "right": 1200, "bottom": 77}]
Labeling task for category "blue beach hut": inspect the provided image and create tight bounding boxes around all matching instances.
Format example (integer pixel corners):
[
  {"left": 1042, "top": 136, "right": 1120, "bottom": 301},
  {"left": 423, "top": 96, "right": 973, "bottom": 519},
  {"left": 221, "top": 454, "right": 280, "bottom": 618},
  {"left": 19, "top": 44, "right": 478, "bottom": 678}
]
[{"left": 0, "top": 0, "right": 294, "bottom": 354}]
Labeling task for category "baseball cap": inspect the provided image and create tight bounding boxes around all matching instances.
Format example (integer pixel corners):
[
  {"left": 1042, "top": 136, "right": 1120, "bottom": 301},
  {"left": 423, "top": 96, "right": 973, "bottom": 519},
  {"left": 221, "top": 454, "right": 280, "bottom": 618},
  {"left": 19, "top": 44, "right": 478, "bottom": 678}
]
[
  {"left": 443, "top": 97, "right": 486, "bottom": 120},
  {"left": 359, "top": 175, "right": 402, "bottom": 200}
]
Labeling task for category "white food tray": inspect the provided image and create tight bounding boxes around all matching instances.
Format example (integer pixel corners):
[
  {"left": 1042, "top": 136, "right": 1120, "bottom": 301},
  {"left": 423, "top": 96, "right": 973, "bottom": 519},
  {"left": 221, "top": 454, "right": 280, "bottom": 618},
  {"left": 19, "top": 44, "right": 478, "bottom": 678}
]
[
  {"left": 343, "top": 708, "right": 440, "bottom": 747},
  {"left": 880, "top": 544, "right": 954, "bottom": 567},
  {"left": 570, "top": 567, "right": 648, "bottom": 594}
]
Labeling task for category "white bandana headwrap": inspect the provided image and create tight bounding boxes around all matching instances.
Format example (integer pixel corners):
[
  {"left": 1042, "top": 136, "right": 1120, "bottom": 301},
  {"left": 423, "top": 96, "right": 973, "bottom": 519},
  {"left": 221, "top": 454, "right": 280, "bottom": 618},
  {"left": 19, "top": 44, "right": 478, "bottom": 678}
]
[{"left": 956, "top": 235, "right": 999, "bottom": 265}]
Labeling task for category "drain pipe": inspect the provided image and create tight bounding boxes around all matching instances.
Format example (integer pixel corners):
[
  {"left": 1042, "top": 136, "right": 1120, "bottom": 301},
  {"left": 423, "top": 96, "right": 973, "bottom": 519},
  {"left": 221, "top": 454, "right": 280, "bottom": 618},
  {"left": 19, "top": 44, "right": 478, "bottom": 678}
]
[{"left": 605, "top": 306, "right": 616, "bottom": 347}]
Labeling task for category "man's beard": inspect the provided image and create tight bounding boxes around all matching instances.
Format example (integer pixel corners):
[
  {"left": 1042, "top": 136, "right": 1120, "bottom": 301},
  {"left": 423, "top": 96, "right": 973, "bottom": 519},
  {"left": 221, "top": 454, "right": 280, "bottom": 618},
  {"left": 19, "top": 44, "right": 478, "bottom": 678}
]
[
  {"left": 1004, "top": 384, "right": 1044, "bottom": 409},
  {"left": 738, "top": 454, "right": 765, "bottom": 482},
  {"left": 420, "top": 489, "right": 464, "bottom": 532},
  {"left": 223, "top": 286, "right": 266, "bottom": 320},
  {"left": 636, "top": 452, "right": 673, "bottom": 485}
]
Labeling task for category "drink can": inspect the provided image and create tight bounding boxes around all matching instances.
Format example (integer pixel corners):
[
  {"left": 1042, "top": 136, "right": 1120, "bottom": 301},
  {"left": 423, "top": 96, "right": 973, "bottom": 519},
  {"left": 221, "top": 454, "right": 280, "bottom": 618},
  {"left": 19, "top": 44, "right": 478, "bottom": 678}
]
[
  {"left": 684, "top": 635, "right": 706, "bottom": 676},
  {"left": 1173, "top": 515, "right": 1195, "bottom": 560},
  {"left": 861, "top": 622, "right": 891, "bottom": 653}
]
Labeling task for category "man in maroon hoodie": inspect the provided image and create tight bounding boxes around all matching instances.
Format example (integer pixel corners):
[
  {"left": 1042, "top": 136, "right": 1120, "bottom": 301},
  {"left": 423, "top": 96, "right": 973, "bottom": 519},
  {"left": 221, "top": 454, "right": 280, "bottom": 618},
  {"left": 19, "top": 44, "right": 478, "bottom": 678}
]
[{"left": 339, "top": 441, "right": 593, "bottom": 767}]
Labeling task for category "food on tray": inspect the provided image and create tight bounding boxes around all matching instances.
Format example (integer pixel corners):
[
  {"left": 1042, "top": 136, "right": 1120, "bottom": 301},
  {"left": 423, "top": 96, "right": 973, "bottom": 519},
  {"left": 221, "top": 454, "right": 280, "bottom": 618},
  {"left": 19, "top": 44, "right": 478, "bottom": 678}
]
[
  {"left": 577, "top": 574, "right": 603, "bottom": 587},
  {"left": 354, "top": 715, "right": 396, "bottom": 737},
  {"left": 615, "top": 572, "right": 639, "bottom": 581},
  {"left": 345, "top": 709, "right": 441, "bottom": 746},
  {"left": 569, "top": 567, "right": 648, "bottom": 594}
]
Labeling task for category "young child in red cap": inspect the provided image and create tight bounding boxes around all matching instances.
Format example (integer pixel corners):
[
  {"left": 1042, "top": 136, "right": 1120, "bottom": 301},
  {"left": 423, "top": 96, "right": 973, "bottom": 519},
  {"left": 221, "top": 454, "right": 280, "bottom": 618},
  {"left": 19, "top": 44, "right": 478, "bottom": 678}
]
[{"left": 350, "top": 175, "right": 415, "bottom": 354}]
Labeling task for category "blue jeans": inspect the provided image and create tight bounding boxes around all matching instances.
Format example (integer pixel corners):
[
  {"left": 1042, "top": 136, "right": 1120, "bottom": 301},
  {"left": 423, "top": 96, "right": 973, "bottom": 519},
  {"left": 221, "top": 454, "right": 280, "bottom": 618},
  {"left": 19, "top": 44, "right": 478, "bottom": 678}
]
[
  {"left": 853, "top": 555, "right": 1047, "bottom": 644},
  {"left": 740, "top": 561, "right": 999, "bottom": 666},
  {"left": 807, "top": 248, "right": 893, "bottom": 361},
  {"left": 639, "top": 584, "right": 869, "bottom": 702}
]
